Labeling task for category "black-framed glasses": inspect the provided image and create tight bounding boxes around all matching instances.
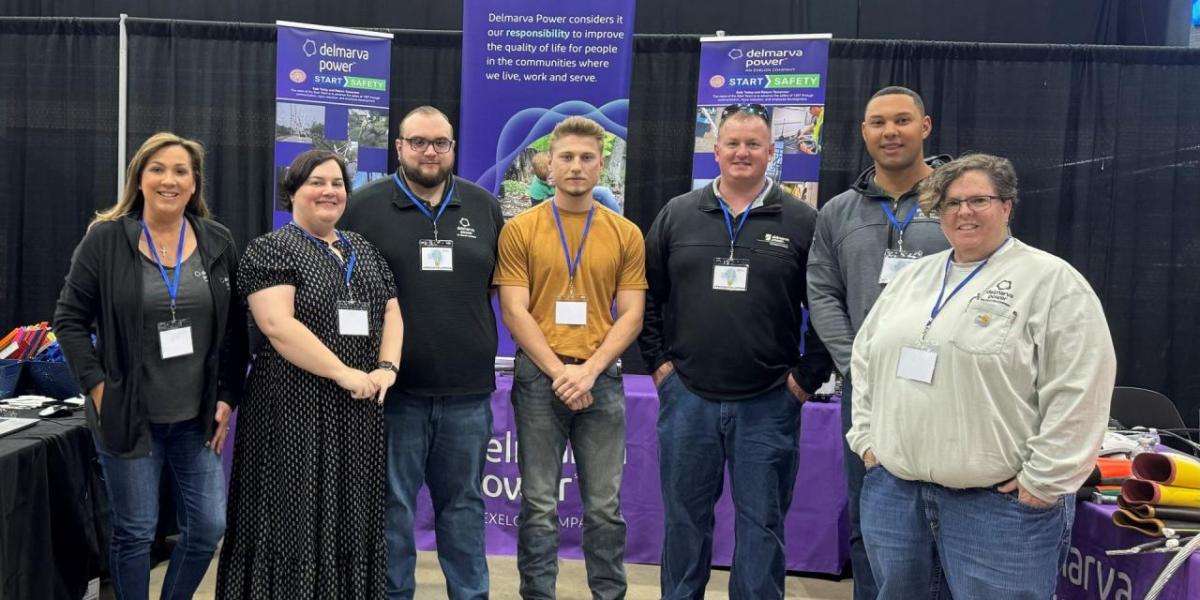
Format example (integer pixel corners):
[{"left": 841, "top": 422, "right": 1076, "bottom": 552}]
[
  {"left": 935, "top": 195, "right": 1003, "bottom": 215},
  {"left": 401, "top": 137, "right": 455, "bottom": 153},
  {"left": 721, "top": 103, "right": 771, "bottom": 127}
]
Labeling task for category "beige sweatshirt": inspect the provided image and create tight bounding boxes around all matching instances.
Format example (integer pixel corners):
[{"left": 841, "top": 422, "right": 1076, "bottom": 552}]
[{"left": 846, "top": 239, "right": 1116, "bottom": 503}]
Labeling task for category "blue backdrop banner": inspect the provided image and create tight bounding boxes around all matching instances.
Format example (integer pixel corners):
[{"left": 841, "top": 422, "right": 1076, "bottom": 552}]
[{"left": 458, "top": 0, "right": 637, "bottom": 218}]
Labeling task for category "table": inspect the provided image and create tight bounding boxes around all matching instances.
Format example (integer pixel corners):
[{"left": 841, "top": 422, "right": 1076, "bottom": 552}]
[
  {"left": 1055, "top": 501, "right": 1200, "bottom": 599},
  {"left": 0, "top": 413, "right": 106, "bottom": 600},
  {"left": 409, "top": 373, "right": 850, "bottom": 574},
  {"left": 224, "top": 373, "right": 850, "bottom": 574}
]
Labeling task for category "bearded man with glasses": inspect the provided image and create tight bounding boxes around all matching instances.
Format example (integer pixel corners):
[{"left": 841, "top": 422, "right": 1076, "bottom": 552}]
[{"left": 340, "top": 105, "right": 506, "bottom": 600}]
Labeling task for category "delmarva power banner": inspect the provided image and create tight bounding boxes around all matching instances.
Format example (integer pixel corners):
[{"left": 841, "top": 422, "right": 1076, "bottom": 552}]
[
  {"left": 458, "top": 0, "right": 636, "bottom": 217},
  {"left": 273, "top": 21, "right": 392, "bottom": 228},
  {"left": 693, "top": 34, "right": 831, "bottom": 208}
]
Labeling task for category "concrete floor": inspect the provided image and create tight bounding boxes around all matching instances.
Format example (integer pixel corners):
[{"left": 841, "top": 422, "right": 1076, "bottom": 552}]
[{"left": 128, "top": 550, "right": 854, "bottom": 599}]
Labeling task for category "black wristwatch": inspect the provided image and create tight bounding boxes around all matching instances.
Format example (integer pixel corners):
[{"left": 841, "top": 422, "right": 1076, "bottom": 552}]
[{"left": 376, "top": 361, "right": 399, "bottom": 375}]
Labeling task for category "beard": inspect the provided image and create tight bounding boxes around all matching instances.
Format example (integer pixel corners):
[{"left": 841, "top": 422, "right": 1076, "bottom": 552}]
[{"left": 401, "top": 158, "right": 452, "bottom": 189}]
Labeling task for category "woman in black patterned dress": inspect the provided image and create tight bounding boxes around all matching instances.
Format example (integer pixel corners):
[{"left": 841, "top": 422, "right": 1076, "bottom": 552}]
[{"left": 217, "top": 150, "right": 403, "bottom": 599}]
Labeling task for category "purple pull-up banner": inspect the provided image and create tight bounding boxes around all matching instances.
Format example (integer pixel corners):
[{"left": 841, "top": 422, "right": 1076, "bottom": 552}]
[
  {"left": 273, "top": 21, "right": 393, "bottom": 229},
  {"left": 458, "top": 0, "right": 636, "bottom": 218},
  {"left": 692, "top": 34, "right": 831, "bottom": 208}
]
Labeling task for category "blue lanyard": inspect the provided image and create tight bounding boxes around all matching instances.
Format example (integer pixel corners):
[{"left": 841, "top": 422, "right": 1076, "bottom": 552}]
[
  {"left": 715, "top": 181, "right": 768, "bottom": 258},
  {"left": 291, "top": 223, "right": 357, "bottom": 292},
  {"left": 881, "top": 201, "right": 919, "bottom": 251},
  {"left": 551, "top": 202, "right": 595, "bottom": 286},
  {"left": 141, "top": 218, "right": 188, "bottom": 320},
  {"left": 393, "top": 173, "right": 454, "bottom": 239},
  {"left": 718, "top": 201, "right": 752, "bottom": 259},
  {"left": 881, "top": 200, "right": 919, "bottom": 231},
  {"left": 924, "top": 238, "right": 1011, "bottom": 339}
]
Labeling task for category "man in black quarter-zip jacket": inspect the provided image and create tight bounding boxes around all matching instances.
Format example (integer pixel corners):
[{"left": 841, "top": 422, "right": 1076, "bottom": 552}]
[{"left": 639, "top": 103, "right": 832, "bottom": 600}]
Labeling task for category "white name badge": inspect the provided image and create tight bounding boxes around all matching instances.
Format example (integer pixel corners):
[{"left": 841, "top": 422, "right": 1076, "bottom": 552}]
[
  {"left": 337, "top": 300, "right": 370, "bottom": 336},
  {"left": 897, "top": 344, "right": 937, "bottom": 384},
  {"left": 157, "top": 319, "right": 194, "bottom": 359},
  {"left": 712, "top": 258, "right": 750, "bottom": 292},
  {"left": 879, "top": 249, "right": 923, "bottom": 284},
  {"left": 420, "top": 239, "right": 454, "bottom": 271},
  {"left": 555, "top": 297, "right": 588, "bottom": 326}
]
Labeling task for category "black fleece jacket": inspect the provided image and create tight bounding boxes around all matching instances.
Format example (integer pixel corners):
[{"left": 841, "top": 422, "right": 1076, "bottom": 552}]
[
  {"left": 54, "top": 213, "right": 247, "bottom": 457},
  {"left": 639, "top": 182, "right": 833, "bottom": 400}
]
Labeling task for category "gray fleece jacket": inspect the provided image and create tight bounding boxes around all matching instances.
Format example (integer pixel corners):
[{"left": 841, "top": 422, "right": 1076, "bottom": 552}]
[{"left": 806, "top": 155, "right": 951, "bottom": 376}]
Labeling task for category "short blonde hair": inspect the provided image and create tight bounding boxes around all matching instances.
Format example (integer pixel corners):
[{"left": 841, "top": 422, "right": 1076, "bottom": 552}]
[
  {"left": 94, "top": 132, "right": 210, "bottom": 224},
  {"left": 549, "top": 116, "right": 606, "bottom": 153}
]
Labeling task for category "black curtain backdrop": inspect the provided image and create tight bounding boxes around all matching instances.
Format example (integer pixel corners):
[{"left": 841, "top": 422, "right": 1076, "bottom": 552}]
[
  {"left": 3, "top": 18, "right": 1199, "bottom": 423},
  {"left": 126, "top": 19, "right": 277, "bottom": 251},
  {"left": 0, "top": 18, "right": 118, "bottom": 339},
  {"left": 5, "top": 0, "right": 1192, "bottom": 45}
]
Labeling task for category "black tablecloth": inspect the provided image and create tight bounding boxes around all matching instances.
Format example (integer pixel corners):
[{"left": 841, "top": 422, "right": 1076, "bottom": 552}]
[{"left": 0, "top": 412, "right": 107, "bottom": 600}]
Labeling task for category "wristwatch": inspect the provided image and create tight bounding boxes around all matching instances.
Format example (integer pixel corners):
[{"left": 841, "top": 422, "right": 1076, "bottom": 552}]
[{"left": 376, "top": 361, "right": 399, "bottom": 374}]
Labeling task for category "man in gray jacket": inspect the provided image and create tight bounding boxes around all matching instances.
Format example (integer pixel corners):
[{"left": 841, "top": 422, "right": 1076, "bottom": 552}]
[{"left": 806, "top": 86, "right": 949, "bottom": 600}]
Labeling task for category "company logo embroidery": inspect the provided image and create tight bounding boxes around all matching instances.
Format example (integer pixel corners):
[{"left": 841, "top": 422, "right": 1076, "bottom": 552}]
[
  {"left": 759, "top": 233, "right": 790, "bottom": 248},
  {"left": 977, "top": 279, "right": 1014, "bottom": 307},
  {"left": 457, "top": 217, "right": 477, "bottom": 239},
  {"left": 194, "top": 269, "right": 209, "bottom": 284}
]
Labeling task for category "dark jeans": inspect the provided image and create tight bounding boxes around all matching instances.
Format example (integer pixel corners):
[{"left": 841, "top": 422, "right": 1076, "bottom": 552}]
[
  {"left": 841, "top": 377, "right": 877, "bottom": 600},
  {"left": 656, "top": 372, "right": 803, "bottom": 600},
  {"left": 383, "top": 392, "right": 493, "bottom": 600},
  {"left": 861, "top": 466, "right": 1074, "bottom": 599},
  {"left": 512, "top": 352, "right": 627, "bottom": 600},
  {"left": 93, "top": 417, "right": 225, "bottom": 600}
]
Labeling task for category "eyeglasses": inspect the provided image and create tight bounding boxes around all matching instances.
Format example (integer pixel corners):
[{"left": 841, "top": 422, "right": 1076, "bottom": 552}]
[
  {"left": 401, "top": 137, "right": 455, "bottom": 153},
  {"left": 720, "top": 103, "right": 771, "bottom": 127},
  {"left": 935, "top": 195, "right": 1003, "bottom": 215}
]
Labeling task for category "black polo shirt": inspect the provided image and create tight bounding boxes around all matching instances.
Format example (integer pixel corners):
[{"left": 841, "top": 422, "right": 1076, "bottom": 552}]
[{"left": 340, "top": 174, "right": 504, "bottom": 396}]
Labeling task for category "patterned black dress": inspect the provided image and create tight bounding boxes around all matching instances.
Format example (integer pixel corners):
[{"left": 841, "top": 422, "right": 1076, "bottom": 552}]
[{"left": 217, "top": 225, "right": 395, "bottom": 599}]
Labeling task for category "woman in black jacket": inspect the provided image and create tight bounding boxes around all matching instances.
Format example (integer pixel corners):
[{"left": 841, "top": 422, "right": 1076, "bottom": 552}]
[{"left": 54, "top": 131, "right": 247, "bottom": 600}]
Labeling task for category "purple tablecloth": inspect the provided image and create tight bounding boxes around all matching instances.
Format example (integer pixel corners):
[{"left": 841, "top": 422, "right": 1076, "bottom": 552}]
[
  {"left": 412, "top": 373, "right": 849, "bottom": 573},
  {"left": 1055, "top": 502, "right": 1200, "bottom": 599},
  {"left": 223, "top": 373, "right": 849, "bottom": 574}
]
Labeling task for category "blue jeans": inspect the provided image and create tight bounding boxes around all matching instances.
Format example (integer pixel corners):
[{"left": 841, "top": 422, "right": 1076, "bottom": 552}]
[
  {"left": 383, "top": 391, "right": 492, "bottom": 600},
  {"left": 860, "top": 466, "right": 1075, "bottom": 599},
  {"left": 656, "top": 372, "right": 803, "bottom": 600},
  {"left": 840, "top": 377, "right": 877, "bottom": 600},
  {"left": 512, "top": 352, "right": 627, "bottom": 600},
  {"left": 93, "top": 417, "right": 226, "bottom": 600}
]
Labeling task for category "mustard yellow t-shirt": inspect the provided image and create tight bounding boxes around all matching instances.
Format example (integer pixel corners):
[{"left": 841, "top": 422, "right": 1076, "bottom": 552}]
[{"left": 494, "top": 200, "right": 647, "bottom": 360}]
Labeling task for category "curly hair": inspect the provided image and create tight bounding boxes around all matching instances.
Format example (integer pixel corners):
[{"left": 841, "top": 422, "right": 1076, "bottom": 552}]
[{"left": 918, "top": 153, "right": 1018, "bottom": 216}]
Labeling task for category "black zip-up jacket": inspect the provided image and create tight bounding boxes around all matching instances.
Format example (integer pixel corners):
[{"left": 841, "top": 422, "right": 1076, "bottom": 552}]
[
  {"left": 639, "top": 182, "right": 833, "bottom": 400},
  {"left": 54, "top": 213, "right": 247, "bottom": 457}
]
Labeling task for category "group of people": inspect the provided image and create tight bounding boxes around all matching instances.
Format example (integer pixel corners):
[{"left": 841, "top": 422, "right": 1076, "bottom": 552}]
[{"left": 52, "top": 85, "right": 1116, "bottom": 600}]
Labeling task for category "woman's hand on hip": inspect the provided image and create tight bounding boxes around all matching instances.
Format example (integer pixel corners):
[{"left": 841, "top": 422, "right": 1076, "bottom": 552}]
[
  {"left": 89, "top": 382, "right": 105, "bottom": 415},
  {"left": 208, "top": 401, "right": 233, "bottom": 454},
  {"left": 998, "top": 478, "right": 1055, "bottom": 509}
]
